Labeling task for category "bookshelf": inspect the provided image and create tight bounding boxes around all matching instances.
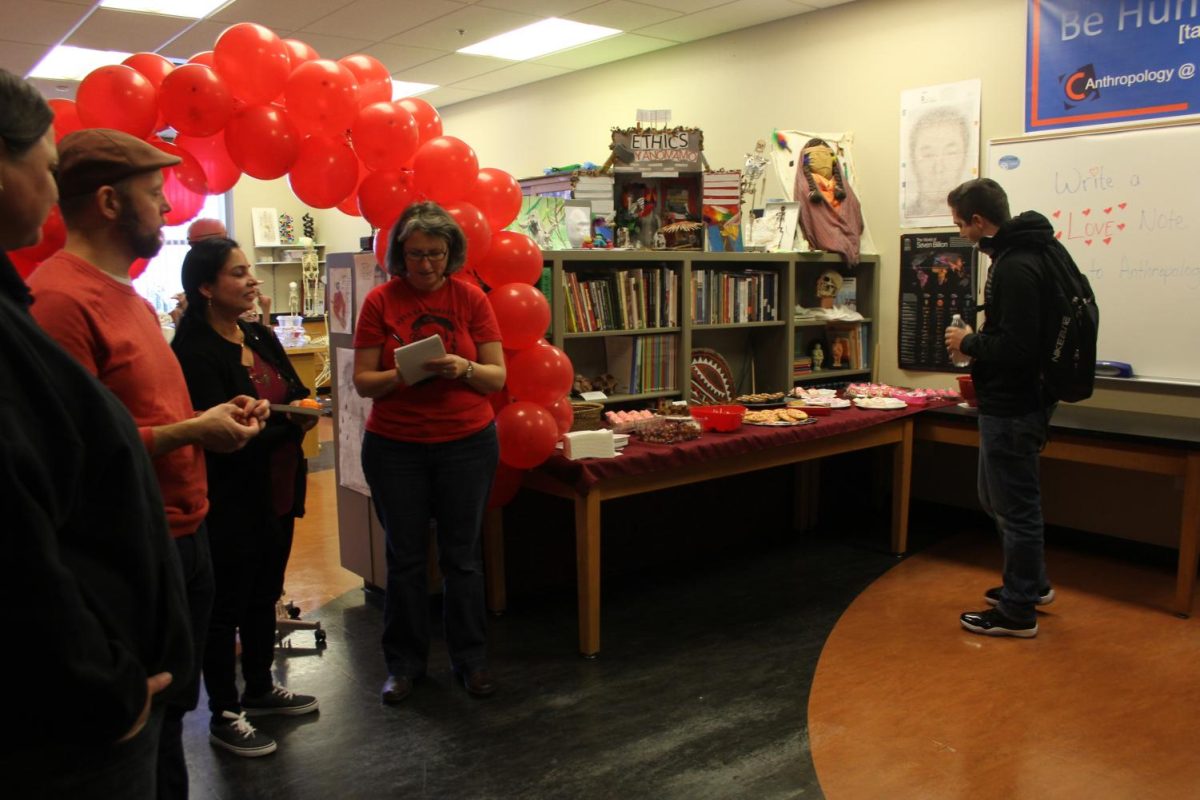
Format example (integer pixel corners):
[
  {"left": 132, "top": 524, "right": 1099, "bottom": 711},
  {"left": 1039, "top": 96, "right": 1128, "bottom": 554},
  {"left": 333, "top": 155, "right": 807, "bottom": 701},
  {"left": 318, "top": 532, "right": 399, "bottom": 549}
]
[
  {"left": 252, "top": 243, "right": 327, "bottom": 315},
  {"left": 541, "top": 250, "right": 879, "bottom": 404}
]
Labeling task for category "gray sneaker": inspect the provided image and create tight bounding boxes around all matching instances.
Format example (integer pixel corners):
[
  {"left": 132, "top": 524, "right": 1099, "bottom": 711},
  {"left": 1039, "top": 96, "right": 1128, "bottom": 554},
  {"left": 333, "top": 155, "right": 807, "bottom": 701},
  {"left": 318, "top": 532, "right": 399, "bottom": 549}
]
[
  {"left": 984, "top": 585, "right": 1055, "bottom": 607},
  {"left": 241, "top": 685, "right": 319, "bottom": 717},
  {"left": 209, "top": 711, "right": 277, "bottom": 757}
]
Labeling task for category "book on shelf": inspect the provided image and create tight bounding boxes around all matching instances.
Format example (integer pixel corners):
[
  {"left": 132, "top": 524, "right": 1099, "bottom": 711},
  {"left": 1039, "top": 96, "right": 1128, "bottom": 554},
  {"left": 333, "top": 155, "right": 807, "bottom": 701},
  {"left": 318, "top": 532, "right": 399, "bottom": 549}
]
[{"left": 835, "top": 276, "right": 857, "bottom": 311}]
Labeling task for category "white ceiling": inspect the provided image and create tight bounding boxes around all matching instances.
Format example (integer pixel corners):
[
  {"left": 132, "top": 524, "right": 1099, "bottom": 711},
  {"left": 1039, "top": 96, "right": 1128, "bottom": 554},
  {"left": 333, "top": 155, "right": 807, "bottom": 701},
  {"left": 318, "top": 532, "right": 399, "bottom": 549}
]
[{"left": 2, "top": 0, "right": 856, "bottom": 109}]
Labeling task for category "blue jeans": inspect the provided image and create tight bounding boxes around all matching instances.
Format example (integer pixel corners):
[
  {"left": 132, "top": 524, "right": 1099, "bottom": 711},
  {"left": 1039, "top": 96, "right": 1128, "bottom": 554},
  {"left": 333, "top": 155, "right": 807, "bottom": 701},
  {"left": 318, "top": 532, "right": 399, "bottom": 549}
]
[
  {"left": 977, "top": 407, "right": 1054, "bottom": 623},
  {"left": 362, "top": 424, "right": 498, "bottom": 678}
]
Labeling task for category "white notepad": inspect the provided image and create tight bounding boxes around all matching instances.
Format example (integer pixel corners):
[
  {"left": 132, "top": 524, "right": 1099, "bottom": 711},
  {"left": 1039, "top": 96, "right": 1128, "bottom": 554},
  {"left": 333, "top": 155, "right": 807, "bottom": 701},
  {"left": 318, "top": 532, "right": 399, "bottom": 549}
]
[{"left": 393, "top": 334, "right": 447, "bottom": 386}]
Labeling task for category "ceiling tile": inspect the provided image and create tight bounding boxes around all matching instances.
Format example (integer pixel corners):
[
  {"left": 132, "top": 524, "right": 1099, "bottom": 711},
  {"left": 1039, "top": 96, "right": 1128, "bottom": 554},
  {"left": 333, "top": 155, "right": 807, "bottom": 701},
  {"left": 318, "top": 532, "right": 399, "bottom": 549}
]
[
  {"left": 300, "top": 0, "right": 467, "bottom": 43},
  {"left": 284, "top": 31, "right": 378, "bottom": 60},
  {"left": 210, "top": 0, "right": 356, "bottom": 30},
  {"left": 419, "top": 85, "right": 486, "bottom": 108},
  {"left": 397, "top": 52, "right": 509, "bottom": 84},
  {"left": 475, "top": 0, "right": 594, "bottom": 15},
  {"left": 563, "top": 0, "right": 682, "bottom": 31},
  {"left": 636, "top": 0, "right": 809, "bottom": 43},
  {"left": 453, "top": 60, "right": 568, "bottom": 92},
  {"left": 360, "top": 41, "right": 450, "bottom": 73},
  {"left": 385, "top": 4, "right": 541, "bottom": 51},
  {"left": 532, "top": 32, "right": 675, "bottom": 69},
  {"left": 10, "top": 1, "right": 91, "bottom": 48},
  {"left": 2, "top": 41, "right": 55, "bottom": 77},
  {"left": 158, "top": 20, "right": 237, "bottom": 60},
  {"left": 627, "top": 0, "right": 729, "bottom": 12},
  {"left": 64, "top": 8, "right": 194, "bottom": 53}
]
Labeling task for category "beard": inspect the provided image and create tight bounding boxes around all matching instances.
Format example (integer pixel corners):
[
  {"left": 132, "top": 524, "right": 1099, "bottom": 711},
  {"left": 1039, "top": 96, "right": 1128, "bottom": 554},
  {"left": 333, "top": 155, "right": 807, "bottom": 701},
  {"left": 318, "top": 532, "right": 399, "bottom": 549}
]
[{"left": 115, "top": 195, "right": 164, "bottom": 260}]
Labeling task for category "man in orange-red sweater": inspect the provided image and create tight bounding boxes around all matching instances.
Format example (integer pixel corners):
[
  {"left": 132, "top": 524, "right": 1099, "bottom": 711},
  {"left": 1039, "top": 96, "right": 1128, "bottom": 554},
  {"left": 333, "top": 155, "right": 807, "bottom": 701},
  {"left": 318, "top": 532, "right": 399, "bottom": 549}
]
[{"left": 29, "top": 129, "right": 269, "bottom": 798}]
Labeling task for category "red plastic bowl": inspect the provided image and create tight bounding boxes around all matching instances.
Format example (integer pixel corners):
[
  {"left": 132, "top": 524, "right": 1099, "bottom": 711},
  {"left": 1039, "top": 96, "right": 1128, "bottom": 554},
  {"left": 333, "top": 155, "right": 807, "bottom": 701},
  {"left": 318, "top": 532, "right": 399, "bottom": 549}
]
[{"left": 690, "top": 404, "right": 746, "bottom": 432}]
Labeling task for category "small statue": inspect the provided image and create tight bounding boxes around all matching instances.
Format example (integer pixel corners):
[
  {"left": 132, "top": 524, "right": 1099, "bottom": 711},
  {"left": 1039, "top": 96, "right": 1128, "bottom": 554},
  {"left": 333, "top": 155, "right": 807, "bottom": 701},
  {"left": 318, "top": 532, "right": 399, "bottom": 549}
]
[
  {"left": 615, "top": 227, "right": 630, "bottom": 248},
  {"left": 288, "top": 281, "right": 300, "bottom": 315},
  {"left": 302, "top": 213, "right": 315, "bottom": 240},
  {"left": 653, "top": 229, "right": 666, "bottom": 250},
  {"left": 812, "top": 342, "right": 825, "bottom": 371}
]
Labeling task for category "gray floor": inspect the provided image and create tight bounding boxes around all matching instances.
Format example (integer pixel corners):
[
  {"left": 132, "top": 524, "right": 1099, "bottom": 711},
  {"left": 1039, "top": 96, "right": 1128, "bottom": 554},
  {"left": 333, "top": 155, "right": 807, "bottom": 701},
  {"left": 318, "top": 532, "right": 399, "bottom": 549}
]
[{"left": 182, "top": 520, "right": 914, "bottom": 800}]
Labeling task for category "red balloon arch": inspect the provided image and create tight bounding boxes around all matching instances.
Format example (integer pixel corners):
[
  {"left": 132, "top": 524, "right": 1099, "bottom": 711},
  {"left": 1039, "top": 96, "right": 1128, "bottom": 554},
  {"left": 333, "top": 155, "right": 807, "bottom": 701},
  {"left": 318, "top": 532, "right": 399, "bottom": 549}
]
[{"left": 10, "top": 21, "right": 569, "bottom": 487}]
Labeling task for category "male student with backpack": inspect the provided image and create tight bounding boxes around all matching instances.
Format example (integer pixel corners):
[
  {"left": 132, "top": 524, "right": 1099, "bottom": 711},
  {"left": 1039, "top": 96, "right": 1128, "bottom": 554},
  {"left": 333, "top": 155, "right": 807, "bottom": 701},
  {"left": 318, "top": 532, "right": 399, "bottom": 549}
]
[{"left": 943, "top": 177, "right": 1097, "bottom": 638}]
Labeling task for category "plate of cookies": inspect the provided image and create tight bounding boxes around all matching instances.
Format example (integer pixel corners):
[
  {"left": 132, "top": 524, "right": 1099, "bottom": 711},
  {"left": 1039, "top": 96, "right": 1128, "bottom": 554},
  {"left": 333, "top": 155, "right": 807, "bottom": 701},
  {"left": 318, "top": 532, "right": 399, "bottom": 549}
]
[
  {"left": 743, "top": 407, "right": 815, "bottom": 426},
  {"left": 735, "top": 391, "right": 788, "bottom": 408}
]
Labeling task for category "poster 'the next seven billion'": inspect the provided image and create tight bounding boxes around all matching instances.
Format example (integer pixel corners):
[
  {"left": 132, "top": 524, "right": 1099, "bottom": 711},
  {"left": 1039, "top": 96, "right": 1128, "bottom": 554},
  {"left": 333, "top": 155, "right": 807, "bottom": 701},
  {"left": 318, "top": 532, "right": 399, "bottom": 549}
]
[
  {"left": 1027, "top": 0, "right": 1200, "bottom": 132},
  {"left": 898, "top": 233, "right": 977, "bottom": 372}
]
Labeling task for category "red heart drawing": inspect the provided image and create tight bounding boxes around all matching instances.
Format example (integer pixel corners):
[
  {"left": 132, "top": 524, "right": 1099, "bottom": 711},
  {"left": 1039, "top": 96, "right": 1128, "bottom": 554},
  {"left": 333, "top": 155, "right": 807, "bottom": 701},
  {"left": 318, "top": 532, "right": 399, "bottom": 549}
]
[
  {"left": 1084, "top": 239, "right": 1093, "bottom": 245},
  {"left": 1082, "top": 208, "right": 1092, "bottom": 216},
  {"left": 1104, "top": 207, "right": 1113, "bottom": 214},
  {"left": 1103, "top": 237, "right": 1112, "bottom": 245},
  {"left": 1055, "top": 231, "right": 1063, "bottom": 239},
  {"left": 1119, "top": 202, "right": 1127, "bottom": 209},
  {"left": 1052, "top": 210, "right": 1062, "bottom": 219},
  {"left": 1118, "top": 223, "right": 1126, "bottom": 230}
]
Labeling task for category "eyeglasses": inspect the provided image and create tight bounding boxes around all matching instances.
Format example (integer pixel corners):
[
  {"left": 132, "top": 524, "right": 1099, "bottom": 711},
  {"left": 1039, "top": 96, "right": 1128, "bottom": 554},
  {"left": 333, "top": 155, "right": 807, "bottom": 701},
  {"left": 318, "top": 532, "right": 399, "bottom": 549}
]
[{"left": 404, "top": 249, "right": 448, "bottom": 263}]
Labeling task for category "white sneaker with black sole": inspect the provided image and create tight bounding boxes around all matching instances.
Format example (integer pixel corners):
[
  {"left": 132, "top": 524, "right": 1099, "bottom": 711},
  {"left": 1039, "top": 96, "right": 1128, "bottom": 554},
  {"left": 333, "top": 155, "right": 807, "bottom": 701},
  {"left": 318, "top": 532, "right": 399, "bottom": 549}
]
[
  {"left": 241, "top": 684, "right": 319, "bottom": 717},
  {"left": 209, "top": 710, "right": 277, "bottom": 757},
  {"left": 984, "top": 585, "right": 1055, "bottom": 607}
]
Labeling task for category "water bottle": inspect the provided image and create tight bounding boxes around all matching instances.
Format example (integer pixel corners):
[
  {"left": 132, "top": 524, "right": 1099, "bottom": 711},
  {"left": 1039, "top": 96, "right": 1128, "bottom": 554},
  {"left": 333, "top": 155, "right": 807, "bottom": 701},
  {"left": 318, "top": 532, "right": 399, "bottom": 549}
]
[{"left": 949, "top": 314, "right": 972, "bottom": 367}]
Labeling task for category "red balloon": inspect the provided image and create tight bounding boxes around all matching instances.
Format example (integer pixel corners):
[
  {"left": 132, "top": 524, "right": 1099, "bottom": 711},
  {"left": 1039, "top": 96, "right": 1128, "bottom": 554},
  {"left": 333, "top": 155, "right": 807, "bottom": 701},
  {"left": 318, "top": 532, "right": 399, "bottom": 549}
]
[
  {"left": 495, "top": 401, "right": 559, "bottom": 469},
  {"left": 76, "top": 65, "right": 158, "bottom": 138},
  {"left": 288, "top": 135, "right": 358, "bottom": 208},
  {"left": 188, "top": 51, "right": 214, "bottom": 67},
  {"left": 397, "top": 97, "right": 442, "bottom": 143},
  {"left": 213, "top": 22, "right": 291, "bottom": 105},
  {"left": 546, "top": 395, "right": 574, "bottom": 436},
  {"left": 488, "top": 387, "right": 513, "bottom": 414},
  {"left": 129, "top": 258, "right": 150, "bottom": 280},
  {"left": 486, "top": 463, "right": 525, "bottom": 509},
  {"left": 338, "top": 54, "right": 392, "bottom": 107},
  {"left": 224, "top": 105, "right": 300, "bottom": 180},
  {"left": 358, "top": 170, "right": 414, "bottom": 229},
  {"left": 335, "top": 159, "right": 368, "bottom": 217},
  {"left": 506, "top": 344, "right": 574, "bottom": 406},
  {"left": 488, "top": 282, "right": 551, "bottom": 350},
  {"left": 473, "top": 167, "right": 523, "bottom": 230},
  {"left": 283, "top": 39, "right": 320, "bottom": 71},
  {"left": 122, "top": 52, "right": 174, "bottom": 90},
  {"left": 412, "top": 136, "right": 478, "bottom": 205},
  {"left": 8, "top": 206, "right": 65, "bottom": 277},
  {"left": 174, "top": 132, "right": 241, "bottom": 194},
  {"left": 47, "top": 99, "right": 82, "bottom": 143},
  {"left": 284, "top": 59, "right": 359, "bottom": 137},
  {"left": 149, "top": 141, "right": 206, "bottom": 225},
  {"left": 442, "top": 201, "right": 491, "bottom": 272},
  {"left": 350, "top": 101, "right": 418, "bottom": 170},
  {"left": 159, "top": 64, "right": 234, "bottom": 137},
  {"left": 478, "top": 230, "right": 543, "bottom": 287}
]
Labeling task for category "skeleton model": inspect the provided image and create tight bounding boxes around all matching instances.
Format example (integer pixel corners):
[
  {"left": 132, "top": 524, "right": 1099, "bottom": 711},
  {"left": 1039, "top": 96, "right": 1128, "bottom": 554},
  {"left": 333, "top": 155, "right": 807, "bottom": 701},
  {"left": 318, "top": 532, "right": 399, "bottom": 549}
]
[{"left": 300, "top": 237, "right": 321, "bottom": 317}]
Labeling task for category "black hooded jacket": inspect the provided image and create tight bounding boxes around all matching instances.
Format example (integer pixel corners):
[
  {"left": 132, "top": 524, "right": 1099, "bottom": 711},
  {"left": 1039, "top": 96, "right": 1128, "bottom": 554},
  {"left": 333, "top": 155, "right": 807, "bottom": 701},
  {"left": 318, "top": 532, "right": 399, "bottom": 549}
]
[{"left": 959, "top": 211, "right": 1058, "bottom": 417}]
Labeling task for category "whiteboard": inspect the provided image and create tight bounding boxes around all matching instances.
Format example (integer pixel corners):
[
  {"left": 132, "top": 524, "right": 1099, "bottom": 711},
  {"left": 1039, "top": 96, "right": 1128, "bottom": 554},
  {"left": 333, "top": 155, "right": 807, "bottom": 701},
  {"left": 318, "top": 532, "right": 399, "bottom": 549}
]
[{"left": 987, "top": 124, "right": 1200, "bottom": 383}]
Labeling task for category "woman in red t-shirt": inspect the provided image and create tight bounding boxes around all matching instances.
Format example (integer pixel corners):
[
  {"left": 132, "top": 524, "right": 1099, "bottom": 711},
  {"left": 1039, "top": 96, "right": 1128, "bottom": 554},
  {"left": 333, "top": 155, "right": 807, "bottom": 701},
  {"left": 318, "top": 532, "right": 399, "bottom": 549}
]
[{"left": 353, "top": 202, "right": 507, "bottom": 704}]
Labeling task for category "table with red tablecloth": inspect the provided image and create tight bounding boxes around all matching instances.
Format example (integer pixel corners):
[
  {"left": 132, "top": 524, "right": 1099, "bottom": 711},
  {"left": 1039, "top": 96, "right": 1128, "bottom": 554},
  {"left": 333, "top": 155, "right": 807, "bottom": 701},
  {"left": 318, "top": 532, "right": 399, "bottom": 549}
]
[{"left": 483, "top": 402, "right": 940, "bottom": 656}]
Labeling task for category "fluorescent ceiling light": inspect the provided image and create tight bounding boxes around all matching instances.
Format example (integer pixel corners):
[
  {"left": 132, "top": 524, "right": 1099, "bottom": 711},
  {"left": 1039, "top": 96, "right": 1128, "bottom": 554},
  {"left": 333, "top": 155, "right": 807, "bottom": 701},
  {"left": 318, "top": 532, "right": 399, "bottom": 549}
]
[
  {"left": 392, "top": 80, "right": 438, "bottom": 98},
  {"left": 99, "top": 0, "right": 228, "bottom": 17},
  {"left": 29, "top": 45, "right": 133, "bottom": 81},
  {"left": 458, "top": 18, "right": 620, "bottom": 61}
]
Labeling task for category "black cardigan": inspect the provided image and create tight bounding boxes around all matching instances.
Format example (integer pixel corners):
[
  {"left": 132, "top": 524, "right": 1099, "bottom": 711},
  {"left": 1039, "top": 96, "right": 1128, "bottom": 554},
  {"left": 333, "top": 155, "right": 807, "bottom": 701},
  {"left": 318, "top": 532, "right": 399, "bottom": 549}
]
[{"left": 171, "top": 316, "right": 310, "bottom": 528}]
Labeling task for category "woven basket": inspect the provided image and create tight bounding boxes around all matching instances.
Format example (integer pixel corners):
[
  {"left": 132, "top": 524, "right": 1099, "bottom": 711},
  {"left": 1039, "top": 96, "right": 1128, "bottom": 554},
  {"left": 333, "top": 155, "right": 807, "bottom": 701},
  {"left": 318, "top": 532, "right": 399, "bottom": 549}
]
[{"left": 569, "top": 402, "right": 604, "bottom": 432}]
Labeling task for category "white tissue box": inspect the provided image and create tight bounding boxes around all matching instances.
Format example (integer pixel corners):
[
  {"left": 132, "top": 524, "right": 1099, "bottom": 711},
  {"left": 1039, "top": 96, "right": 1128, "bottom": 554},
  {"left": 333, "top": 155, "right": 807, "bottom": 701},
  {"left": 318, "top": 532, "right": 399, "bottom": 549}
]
[{"left": 562, "top": 429, "right": 616, "bottom": 460}]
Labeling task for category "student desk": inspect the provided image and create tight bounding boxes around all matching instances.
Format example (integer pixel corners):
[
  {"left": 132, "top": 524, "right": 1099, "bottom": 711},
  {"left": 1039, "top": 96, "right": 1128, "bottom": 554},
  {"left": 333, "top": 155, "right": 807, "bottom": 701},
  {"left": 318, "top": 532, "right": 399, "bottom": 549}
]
[
  {"left": 914, "top": 404, "right": 1200, "bottom": 616},
  {"left": 484, "top": 405, "right": 928, "bottom": 657}
]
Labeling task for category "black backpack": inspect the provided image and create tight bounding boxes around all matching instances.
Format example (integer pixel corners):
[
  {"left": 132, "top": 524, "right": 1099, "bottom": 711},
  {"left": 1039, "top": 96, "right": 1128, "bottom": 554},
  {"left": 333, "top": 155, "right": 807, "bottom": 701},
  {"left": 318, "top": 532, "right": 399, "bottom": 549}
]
[{"left": 1040, "top": 241, "right": 1099, "bottom": 403}]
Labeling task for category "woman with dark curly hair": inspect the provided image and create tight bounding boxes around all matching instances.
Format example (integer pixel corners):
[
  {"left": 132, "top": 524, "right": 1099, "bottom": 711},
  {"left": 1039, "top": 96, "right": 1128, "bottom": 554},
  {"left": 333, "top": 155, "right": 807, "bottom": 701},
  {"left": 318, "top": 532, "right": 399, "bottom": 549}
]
[
  {"left": 352, "top": 201, "right": 507, "bottom": 704},
  {"left": 172, "top": 237, "right": 319, "bottom": 757}
]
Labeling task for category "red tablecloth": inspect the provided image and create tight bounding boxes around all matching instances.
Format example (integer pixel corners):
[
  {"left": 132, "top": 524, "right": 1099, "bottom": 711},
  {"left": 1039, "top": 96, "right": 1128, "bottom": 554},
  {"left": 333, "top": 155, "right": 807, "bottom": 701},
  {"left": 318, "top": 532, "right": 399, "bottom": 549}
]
[{"left": 539, "top": 402, "right": 944, "bottom": 493}]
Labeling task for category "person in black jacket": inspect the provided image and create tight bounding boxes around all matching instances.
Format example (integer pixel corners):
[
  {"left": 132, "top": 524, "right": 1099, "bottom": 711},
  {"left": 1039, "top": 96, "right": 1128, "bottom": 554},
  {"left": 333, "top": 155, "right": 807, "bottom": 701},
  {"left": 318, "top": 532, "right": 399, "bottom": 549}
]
[
  {"left": 944, "top": 178, "right": 1059, "bottom": 638},
  {"left": 172, "top": 238, "right": 320, "bottom": 756},
  {"left": 0, "top": 67, "right": 192, "bottom": 798}
]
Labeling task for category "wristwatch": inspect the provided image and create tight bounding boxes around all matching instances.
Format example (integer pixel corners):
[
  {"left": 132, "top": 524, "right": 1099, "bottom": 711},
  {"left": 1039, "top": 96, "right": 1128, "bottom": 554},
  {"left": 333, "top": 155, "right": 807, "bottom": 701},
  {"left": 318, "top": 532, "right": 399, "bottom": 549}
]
[{"left": 462, "top": 361, "right": 475, "bottom": 380}]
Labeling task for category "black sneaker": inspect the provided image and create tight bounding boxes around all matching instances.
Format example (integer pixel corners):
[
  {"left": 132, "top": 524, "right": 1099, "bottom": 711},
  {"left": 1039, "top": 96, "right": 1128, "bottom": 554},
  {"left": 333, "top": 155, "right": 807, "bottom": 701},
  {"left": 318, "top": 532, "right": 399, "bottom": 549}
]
[
  {"left": 209, "top": 711, "right": 277, "bottom": 757},
  {"left": 960, "top": 608, "right": 1038, "bottom": 638},
  {"left": 241, "top": 685, "right": 319, "bottom": 717},
  {"left": 984, "top": 585, "right": 1055, "bottom": 607}
]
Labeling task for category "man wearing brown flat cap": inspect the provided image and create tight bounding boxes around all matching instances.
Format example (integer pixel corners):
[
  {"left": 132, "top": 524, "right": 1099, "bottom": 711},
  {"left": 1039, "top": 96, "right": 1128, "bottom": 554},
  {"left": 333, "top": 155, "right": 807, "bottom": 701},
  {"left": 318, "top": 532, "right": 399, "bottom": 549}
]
[{"left": 28, "top": 128, "right": 272, "bottom": 796}]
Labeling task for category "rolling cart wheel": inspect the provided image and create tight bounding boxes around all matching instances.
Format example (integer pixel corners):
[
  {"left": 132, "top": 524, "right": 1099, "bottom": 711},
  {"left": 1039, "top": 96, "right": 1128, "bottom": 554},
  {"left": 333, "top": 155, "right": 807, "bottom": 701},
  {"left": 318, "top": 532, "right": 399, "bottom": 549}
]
[
  {"left": 315, "top": 629, "right": 328, "bottom": 647},
  {"left": 286, "top": 602, "right": 301, "bottom": 620}
]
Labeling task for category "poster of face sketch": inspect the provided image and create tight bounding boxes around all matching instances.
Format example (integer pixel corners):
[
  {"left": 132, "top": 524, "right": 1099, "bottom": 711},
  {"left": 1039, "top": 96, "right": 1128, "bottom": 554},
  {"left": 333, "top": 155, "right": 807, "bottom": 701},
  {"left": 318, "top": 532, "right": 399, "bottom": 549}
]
[
  {"left": 899, "top": 79, "right": 981, "bottom": 228},
  {"left": 897, "top": 233, "right": 977, "bottom": 372}
]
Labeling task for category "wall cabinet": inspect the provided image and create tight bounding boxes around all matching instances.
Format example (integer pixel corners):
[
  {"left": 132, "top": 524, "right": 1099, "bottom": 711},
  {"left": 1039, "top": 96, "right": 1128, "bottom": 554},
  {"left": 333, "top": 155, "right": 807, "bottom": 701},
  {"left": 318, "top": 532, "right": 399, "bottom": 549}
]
[{"left": 543, "top": 250, "right": 878, "bottom": 404}]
